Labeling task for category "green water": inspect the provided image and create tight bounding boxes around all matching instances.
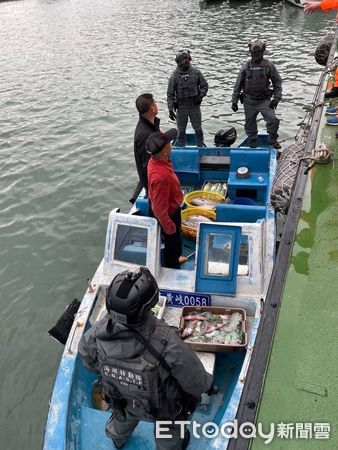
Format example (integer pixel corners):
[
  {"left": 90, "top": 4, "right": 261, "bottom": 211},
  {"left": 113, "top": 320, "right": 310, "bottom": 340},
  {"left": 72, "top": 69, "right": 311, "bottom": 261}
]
[
  {"left": 0, "top": 0, "right": 336, "bottom": 448},
  {"left": 252, "top": 105, "right": 338, "bottom": 448}
]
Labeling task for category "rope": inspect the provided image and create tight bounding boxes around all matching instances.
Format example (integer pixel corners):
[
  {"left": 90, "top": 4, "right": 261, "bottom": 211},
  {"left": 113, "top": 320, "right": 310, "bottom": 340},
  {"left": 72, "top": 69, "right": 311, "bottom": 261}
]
[{"left": 300, "top": 143, "right": 332, "bottom": 173}]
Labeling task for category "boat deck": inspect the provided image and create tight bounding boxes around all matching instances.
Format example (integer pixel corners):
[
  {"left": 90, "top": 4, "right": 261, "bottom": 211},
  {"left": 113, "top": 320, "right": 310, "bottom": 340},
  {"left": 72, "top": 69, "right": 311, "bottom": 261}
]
[
  {"left": 252, "top": 101, "right": 338, "bottom": 447},
  {"left": 71, "top": 352, "right": 245, "bottom": 449}
]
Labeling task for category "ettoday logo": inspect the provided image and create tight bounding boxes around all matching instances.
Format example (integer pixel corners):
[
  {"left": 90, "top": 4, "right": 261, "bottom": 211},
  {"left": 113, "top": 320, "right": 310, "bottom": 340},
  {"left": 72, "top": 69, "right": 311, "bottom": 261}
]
[{"left": 155, "top": 420, "right": 331, "bottom": 444}]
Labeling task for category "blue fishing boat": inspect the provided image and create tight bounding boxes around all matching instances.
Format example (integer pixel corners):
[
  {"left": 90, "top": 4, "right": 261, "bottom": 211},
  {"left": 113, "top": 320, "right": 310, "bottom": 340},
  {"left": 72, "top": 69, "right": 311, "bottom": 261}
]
[{"left": 43, "top": 132, "right": 278, "bottom": 449}]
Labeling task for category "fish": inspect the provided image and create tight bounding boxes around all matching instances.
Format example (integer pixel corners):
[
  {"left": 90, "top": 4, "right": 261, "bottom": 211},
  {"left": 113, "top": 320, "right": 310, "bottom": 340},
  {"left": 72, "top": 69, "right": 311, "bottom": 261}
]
[
  {"left": 182, "top": 215, "right": 213, "bottom": 229},
  {"left": 180, "top": 310, "right": 244, "bottom": 344},
  {"left": 190, "top": 198, "right": 218, "bottom": 209},
  {"left": 181, "top": 320, "right": 198, "bottom": 339},
  {"left": 203, "top": 182, "right": 227, "bottom": 196},
  {"left": 204, "top": 322, "right": 224, "bottom": 334},
  {"left": 183, "top": 314, "right": 207, "bottom": 321}
]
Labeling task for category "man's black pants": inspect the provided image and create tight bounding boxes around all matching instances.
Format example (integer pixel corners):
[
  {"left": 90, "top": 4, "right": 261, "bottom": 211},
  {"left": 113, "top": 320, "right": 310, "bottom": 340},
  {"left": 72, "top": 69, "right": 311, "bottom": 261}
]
[{"left": 162, "top": 208, "right": 182, "bottom": 269}]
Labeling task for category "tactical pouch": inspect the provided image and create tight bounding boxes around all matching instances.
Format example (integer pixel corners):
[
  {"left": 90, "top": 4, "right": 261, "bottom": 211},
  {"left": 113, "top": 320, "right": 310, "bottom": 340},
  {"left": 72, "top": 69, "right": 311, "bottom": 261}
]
[
  {"left": 101, "top": 384, "right": 127, "bottom": 421},
  {"left": 126, "top": 324, "right": 199, "bottom": 420},
  {"left": 158, "top": 375, "right": 184, "bottom": 419},
  {"left": 100, "top": 322, "right": 199, "bottom": 422}
]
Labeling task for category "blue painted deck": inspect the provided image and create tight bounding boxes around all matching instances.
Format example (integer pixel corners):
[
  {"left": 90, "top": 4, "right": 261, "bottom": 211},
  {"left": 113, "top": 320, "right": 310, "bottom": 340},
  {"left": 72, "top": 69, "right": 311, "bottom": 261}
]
[{"left": 69, "top": 352, "right": 245, "bottom": 449}]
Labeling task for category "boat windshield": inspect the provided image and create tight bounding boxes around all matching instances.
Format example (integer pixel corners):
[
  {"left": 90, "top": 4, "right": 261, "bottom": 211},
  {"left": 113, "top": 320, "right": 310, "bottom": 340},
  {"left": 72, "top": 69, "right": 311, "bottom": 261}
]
[{"left": 114, "top": 224, "right": 148, "bottom": 265}]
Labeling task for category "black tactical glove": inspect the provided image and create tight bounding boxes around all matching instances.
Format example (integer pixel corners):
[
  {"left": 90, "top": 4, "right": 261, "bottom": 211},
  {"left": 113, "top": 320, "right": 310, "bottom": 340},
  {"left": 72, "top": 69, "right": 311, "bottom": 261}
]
[
  {"left": 231, "top": 103, "right": 238, "bottom": 113},
  {"left": 193, "top": 94, "right": 203, "bottom": 105},
  {"left": 169, "top": 110, "right": 176, "bottom": 121},
  {"left": 269, "top": 99, "right": 279, "bottom": 109}
]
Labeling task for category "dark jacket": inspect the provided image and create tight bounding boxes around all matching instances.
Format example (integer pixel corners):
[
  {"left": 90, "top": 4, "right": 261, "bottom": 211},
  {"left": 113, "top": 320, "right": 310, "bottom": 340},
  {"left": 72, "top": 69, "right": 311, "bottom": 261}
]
[
  {"left": 134, "top": 116, "right": 160, "bottom": 191},
  {"left": 232, "top": 58, "right": 282, "bottom": 104},
  {"left": 79, "top": 313, "right": 212, "bottom": 400},
  {"left": 167, "top": 65, "right": 208, "bottom": 111}
]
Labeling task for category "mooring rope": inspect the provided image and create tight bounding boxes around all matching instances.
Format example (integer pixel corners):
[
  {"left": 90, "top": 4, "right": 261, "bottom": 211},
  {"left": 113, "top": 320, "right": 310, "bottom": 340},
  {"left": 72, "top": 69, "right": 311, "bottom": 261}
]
[{"left": 300, "top": 143, "right": 332, "bottom": 173}]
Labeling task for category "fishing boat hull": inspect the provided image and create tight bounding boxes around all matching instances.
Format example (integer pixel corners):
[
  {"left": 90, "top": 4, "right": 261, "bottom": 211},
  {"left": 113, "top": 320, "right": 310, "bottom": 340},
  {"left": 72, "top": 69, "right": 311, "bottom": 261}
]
[{"left": 44, "top": 134, "right": 277, "bottom": 449}]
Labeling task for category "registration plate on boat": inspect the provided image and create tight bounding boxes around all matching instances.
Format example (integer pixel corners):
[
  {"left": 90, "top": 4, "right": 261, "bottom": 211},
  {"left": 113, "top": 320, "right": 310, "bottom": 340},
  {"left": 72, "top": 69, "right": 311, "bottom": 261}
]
[{"left": 159, "top": 290, "right": 211, "bottom": 307}]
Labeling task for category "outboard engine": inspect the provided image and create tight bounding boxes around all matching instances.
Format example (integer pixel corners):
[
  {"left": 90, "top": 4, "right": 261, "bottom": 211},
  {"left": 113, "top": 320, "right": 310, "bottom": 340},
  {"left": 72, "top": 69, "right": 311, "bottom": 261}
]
[{"left": 214, "top": 127, "right": 237, "bottom": 147}]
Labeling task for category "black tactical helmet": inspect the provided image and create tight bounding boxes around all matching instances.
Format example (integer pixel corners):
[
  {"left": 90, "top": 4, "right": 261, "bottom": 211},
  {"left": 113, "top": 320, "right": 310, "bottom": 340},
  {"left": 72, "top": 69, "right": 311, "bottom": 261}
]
[
  {"left": 175, "top": 49, "right": 192, "bottom": 66},
  {"left": 248, "top": 39, "right": 266, "bottom": 53},
  {"left": 249, "top": 39, "right": 266, "bottom": 64},
  {"left": 106, "top": 266, "right": 159, "bottom": 324},
  {"left": 214, "top": 127, "right": 237, "bottom": 147}
]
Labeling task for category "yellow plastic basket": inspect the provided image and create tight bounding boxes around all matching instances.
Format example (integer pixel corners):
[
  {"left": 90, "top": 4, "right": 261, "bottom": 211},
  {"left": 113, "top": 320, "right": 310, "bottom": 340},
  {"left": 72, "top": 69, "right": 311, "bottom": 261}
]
[
  {"left": 181, "top": 207, "right": 216, "bottom": 240},
  {"left": 184, "top": 190, "right": 225, "bottom": 210}
]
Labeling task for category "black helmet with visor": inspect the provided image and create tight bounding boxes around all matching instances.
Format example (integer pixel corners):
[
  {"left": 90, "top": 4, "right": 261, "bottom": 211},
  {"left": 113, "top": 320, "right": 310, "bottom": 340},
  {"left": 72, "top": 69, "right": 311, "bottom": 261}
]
[{"left": 106, "top": 267, "right": 159, "bottom": 325}]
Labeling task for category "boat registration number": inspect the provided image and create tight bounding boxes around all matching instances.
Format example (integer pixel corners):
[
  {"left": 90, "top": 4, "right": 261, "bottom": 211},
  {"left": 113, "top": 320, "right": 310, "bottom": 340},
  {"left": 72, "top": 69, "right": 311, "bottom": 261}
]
[{"left": 159, "top": 290, "right": 211, "bottom": 307}]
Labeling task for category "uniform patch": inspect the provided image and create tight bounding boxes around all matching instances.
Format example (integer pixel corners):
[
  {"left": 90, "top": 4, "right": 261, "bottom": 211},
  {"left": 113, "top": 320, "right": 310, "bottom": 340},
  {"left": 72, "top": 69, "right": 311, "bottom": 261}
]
[{"left": 103, "top": 365, "right": 145, "bottom": 388}]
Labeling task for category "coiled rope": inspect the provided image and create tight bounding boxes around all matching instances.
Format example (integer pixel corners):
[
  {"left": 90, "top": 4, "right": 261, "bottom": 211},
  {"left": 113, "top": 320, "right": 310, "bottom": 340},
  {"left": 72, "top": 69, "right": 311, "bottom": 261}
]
[{"left": 300, "top": 143, "right": 332, "bottom": 173}]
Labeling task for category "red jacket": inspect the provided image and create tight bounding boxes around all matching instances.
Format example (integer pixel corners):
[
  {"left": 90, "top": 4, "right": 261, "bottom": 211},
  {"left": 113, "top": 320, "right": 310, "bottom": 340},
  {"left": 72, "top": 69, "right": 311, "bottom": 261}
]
[{"left": 148, "top": 158, "right": 183, "bottom": 234}]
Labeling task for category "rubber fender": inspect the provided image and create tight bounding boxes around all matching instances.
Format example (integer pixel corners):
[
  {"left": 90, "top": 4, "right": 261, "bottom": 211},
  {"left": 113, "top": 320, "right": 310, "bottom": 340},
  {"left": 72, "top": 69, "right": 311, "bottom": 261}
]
[
  {"left": 270, "top": 142, "right": 305, "bottom": 213},
  {"left": 315, "top": 33, "right": 335, "bottom": 66}
]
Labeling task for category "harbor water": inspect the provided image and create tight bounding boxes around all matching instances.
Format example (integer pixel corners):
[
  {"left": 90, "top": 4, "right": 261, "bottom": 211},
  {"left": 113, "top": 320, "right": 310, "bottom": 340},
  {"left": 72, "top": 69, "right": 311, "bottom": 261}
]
[{"left": 0, "top": 0, "right": 335, "bottom": 448}]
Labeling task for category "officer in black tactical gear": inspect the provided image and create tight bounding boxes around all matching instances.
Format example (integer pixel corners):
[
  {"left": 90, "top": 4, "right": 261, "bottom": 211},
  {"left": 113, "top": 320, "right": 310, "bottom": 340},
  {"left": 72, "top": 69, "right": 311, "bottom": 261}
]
[
  {"left": 167, "top": 49, "right": 208, "bottom": 147},
  {"left": 231, "top": 39, "right": 282, "bottom": 149},
  {"left": 79, "top": 267, "right": 213, "bottom": 450}
]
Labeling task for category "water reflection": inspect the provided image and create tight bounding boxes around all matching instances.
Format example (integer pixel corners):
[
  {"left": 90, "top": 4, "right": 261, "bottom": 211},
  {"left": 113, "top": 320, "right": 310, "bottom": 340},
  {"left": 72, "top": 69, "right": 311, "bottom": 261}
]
[{"left": 292, "top": 165, "right": 330, "bottom": 275}]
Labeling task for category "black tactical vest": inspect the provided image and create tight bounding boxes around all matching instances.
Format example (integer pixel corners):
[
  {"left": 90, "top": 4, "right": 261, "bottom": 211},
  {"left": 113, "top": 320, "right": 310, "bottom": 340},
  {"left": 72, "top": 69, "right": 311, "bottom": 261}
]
[
  {"left": 244, "top": 64, "right": 270, "bottom": 100},
  {"left": 175, "top": 69, "right": 199, "bottom": 101},
  {"left": 99, "top": 321, "right": 184, "bottom": 421}
]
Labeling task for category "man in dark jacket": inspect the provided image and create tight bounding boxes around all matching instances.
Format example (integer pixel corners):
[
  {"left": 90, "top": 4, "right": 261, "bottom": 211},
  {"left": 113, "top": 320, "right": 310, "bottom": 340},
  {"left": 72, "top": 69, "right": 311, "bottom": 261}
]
[
  {"left": 167, "top": 50, "right": 208, "bottom": 147},
  {"left": 231, "top": 39, "right": 282, "bottom": 149},
  {"left": 79, "top": 267, "right": 213, "bottom": 450},
  {"left": 130, "top": 93, "right": 160, "bottom": 204}
]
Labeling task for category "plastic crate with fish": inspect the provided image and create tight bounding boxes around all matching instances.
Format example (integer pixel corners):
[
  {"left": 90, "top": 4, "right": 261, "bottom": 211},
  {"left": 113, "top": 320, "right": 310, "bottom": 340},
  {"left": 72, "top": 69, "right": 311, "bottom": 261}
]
[
  {"left": 179, "top": 306, "right": 247, "bottom": 352},
  {"left": 184, "top": 190, "right": 225, "bottom": 210},
  {"left": 202, "top": 180, "right": 228, "bottom": 198},
  {"left": 181, "top": 207, "right": 216, "bottom": 240}
]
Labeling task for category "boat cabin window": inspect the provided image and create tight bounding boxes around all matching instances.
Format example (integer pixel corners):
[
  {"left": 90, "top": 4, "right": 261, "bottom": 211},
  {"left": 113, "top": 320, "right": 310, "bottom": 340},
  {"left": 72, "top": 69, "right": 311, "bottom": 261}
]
[
  {"left": 205, "top": 233, "right": 233, "bottom": 276},
  {"left": 114, "top": 224, "right": 148, "bottom": 265},
  {"left": 202, "top": 233, "right": 249, "bottom": 277}
]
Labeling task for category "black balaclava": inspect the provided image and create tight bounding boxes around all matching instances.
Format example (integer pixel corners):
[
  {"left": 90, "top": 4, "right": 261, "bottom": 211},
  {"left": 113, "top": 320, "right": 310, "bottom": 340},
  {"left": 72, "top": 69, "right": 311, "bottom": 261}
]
[
  {"left": 249, "top": 40, "right": 265, "bottom": 64},
  {"left": 176, "top": 49, "right": 191, "bottom": 72}
]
